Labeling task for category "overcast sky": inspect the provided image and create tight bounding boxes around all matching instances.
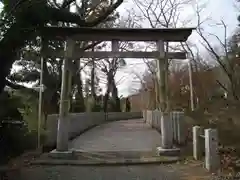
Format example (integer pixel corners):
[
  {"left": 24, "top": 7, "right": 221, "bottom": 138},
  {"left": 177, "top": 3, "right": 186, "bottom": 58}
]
[
  {"left": 114, "top": 0, "right": 239, "bottom": 97},
  {"left": 8, "top": 0, "right": 239, "bottom": 97}
]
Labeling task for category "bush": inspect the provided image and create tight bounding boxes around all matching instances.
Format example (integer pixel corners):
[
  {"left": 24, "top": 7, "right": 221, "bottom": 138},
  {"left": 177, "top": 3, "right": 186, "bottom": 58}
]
[
  {"left": 0, "top": 121, "right": 37, "bottom": 164},
  {"left": 0, "top": 91, "right": 38, "bottom": 165}
]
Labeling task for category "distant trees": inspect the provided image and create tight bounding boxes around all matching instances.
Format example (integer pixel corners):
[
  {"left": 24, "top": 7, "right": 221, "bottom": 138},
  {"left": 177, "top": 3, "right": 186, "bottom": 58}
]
[
  {"left": 196, "top": 4, "right": 240, "bottom": 100},
  {"left": 127, "top": 0, "right": 240, "bottom": 111}
]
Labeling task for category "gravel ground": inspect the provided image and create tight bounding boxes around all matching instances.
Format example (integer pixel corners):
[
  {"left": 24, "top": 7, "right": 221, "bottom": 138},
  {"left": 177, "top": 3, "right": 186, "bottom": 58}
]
[
  {"left": 19, "top": 164, "right": 181, "bottom": 180},
  {"left": 18, "top": 160, "right": 212, "bottom": 180}
]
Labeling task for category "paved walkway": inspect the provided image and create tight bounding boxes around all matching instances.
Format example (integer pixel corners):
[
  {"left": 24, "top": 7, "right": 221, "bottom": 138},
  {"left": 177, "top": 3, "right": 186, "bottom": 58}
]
[
  {"left": 19, "top": 119, "right": 211, "bottom": 180},
  {"left": 69, "top": 119, "right": 161, "bottom": 152},
  {"left": 20, "top": 164, "right": 180, "bottom": 180}
]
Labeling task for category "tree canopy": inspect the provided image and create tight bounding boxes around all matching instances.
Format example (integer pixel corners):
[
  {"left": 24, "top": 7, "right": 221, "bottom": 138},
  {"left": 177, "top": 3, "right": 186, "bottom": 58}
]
[{"left": 0, "top": 0, "right": 123, "bottom": 94}]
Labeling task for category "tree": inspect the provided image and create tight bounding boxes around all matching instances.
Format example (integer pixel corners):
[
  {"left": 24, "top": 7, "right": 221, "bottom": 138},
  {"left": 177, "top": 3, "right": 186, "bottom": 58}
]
[
  {"left": 236, "top": 0, "right": 240, "bottom": 25},
  {"left": 132, "top": 0, "right": 193, "bottom": 111},
  {"left": 195, "top": 4, "right": 240, "bottom": 100},
  {"left": 0, "top": 90, "right": 36, "bottom": 164},
  {"left": 0, "top": 0, "right": 124, "bottom": 95},
  {"left": 95, "top": 15, "right": 137, "bottom": 112},
  {"left": 4, "top": 0, "right": 123, "bottom": 122},
  {"left": 98, "top": 57, "right": 126, "bottom": 112},
  {"left": 130, "top": 60, "right": 159, "bottom": 110}
]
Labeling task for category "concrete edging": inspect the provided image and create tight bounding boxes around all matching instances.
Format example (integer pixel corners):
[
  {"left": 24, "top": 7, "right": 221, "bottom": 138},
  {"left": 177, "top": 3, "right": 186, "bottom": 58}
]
[{"left": 30, "top": 156, "right": 180, "bottom": 166}]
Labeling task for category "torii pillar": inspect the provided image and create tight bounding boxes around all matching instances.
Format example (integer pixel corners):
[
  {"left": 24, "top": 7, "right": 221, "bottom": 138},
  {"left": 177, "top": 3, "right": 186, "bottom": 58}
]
[{"left": 56, "top": 39, "right": 74, "bottom": 152}]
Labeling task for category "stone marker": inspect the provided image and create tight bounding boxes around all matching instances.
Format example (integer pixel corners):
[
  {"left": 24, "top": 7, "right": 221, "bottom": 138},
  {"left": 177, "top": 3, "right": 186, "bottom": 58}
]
[
  {"left": 205, "top": 129, "right": 220, "bottom": 172},
  {"left": 193, "top": 126, "right": 202, "bottom": 160}
]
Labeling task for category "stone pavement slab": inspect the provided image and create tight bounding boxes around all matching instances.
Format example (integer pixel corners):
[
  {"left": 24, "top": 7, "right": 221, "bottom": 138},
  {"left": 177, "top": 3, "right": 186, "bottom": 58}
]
[{"left": 69, "top": 119, "right": 161, "bottom": 152}]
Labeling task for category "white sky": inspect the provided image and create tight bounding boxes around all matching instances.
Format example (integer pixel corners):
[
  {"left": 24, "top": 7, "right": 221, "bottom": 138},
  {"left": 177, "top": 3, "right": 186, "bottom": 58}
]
[{"left": 114, "top": 0, "right": 239, "bottom": 97}]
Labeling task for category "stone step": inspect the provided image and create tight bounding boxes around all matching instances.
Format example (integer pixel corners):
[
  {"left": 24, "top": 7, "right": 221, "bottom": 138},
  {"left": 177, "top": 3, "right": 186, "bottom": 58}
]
[
  {"left": 73, "top": 150, "right": 157, "bottom": 159},
  {"left": 156, "top": 147, "right": 181, "bottom": 156},
  {"left": 31, "top": 153, "right": 180, "bottom": 166}
]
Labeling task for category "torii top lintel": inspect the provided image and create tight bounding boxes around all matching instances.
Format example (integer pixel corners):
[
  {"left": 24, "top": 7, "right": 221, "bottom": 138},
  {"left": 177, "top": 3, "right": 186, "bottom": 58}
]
[{"left": 41, "top": 26, "right": 195, "bottom": 42}]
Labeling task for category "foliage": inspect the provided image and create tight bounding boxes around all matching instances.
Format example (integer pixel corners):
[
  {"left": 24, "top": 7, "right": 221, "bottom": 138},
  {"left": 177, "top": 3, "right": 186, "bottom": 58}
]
[
  {"left": 107, "top": 97, "right": 122, "bottom": 112},
  {"left": 2, "top": 0, "right": 124, "bottom": 119},
  {"left": 0, "top": 91, "right": 37, "bottom": 165},
  {"left": 14, "top": 90, "right": 39, "bottom": 131},
  {"left": 0, "top": 0, "right": 124, "bottom": 95}
]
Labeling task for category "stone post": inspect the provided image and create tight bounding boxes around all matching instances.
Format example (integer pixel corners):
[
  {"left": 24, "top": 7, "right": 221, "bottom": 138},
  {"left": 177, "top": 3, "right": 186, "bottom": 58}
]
[
  {"left": 147, "top": 110, "right": 153, "bottom": 126},
  {"left": 146, "top": 110, "right": 150, "bottom": 125},
  {"left": 171, "top": 111, "right": 185, "bottom": 145},
  {"left": 193, "top": 126, "right": 202, "bottom": 160},
  {"left": 171, "top": 111, "right": 177, "bottom": 142},
  {"left": 142, "top": 110, "right": 146, "bottom": 122},
  {"left": 152, "top": 110, "right": 155, "bottom": 128},
  {"left": 146, "top": 110, "right": 149, "bottom": 124},
  {"left": 152, "top": 110, "right": 157, "bottom": 128},
  {"left": 156, "top": 111, "right": 161, "bottom": 132},
  {"left": 161, "top": 112, "right": 173, "bottom": 148},
  {"left": 156, "top": 40, "right": 167, "bottom": 112},
  {"left": 205, "top": 129, "right": 220, "bottom": 172},
  {"left": 176, "top": 112, "right": 185, "bottom": 145},
  {"left": 56, "top": 39, "right": 74, "bottom": 152}
]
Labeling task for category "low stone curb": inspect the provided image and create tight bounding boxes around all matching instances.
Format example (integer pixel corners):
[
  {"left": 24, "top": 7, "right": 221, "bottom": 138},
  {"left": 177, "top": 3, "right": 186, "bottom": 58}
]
[{"left": 30, "top": 156, "right": 180, "bottom": 166}]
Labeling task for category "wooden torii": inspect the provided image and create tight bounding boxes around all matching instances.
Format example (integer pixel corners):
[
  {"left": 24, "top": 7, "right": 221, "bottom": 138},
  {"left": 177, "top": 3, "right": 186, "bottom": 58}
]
[{"left": 41, "top": 27, "right": 194, "bottom": 152}]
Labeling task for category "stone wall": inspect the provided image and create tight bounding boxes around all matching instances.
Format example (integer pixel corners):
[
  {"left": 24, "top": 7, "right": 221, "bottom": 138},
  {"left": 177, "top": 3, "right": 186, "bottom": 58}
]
[{"left": 45, "top": 112, "right": 142, "bottom": 147}]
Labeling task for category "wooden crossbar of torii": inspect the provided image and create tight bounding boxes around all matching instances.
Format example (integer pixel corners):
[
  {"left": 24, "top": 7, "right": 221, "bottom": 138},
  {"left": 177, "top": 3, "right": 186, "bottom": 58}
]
[
  {"left": 46, "top": 49, "right": 187, "bottom": 59},
  {"left": 41, "top": 26, "right": 194, "bottom": 152}
]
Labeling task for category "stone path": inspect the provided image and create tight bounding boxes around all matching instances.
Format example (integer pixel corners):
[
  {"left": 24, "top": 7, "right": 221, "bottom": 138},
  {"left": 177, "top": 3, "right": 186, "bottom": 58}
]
[
  {"left": 19, "top": 160, "right": 212, "bottom": 180},
  {"left": 69, "top": 119, "right": 161, "bottom": 152},
  {"left": 20, "top": 164, "right": 180, "bottom": 180},
  {"left": 18, "top": 119, "right": 212, "bottom": 180}
]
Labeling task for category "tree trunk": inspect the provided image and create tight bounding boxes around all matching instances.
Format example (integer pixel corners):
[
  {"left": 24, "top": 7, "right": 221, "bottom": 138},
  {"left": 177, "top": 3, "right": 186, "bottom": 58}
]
[
  {"left": 90, "top": 60, "right": 97, "bottom": 100},
  {"left": 111, "top": 81, "right": 121, "bottom": 112},
  {"left": 103, "top": 86, "right": 110, "bottom": 112},
  {"left": 108, "top": 71, "right": 121, "bottom": 112},
  {"left": 74, "top": 71, "right": 85, "bottom": 112}
]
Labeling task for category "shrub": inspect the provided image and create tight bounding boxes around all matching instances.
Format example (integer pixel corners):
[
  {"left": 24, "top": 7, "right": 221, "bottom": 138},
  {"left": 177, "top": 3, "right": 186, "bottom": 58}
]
[{"left": 0, "top": 91, "right": 37, "bottom": 164}]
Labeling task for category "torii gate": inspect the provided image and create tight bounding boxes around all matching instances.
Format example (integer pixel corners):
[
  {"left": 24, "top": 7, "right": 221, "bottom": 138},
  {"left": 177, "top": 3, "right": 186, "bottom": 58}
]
[{"left": 41, "top": 27, "right": 194, "bottom": 152}]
